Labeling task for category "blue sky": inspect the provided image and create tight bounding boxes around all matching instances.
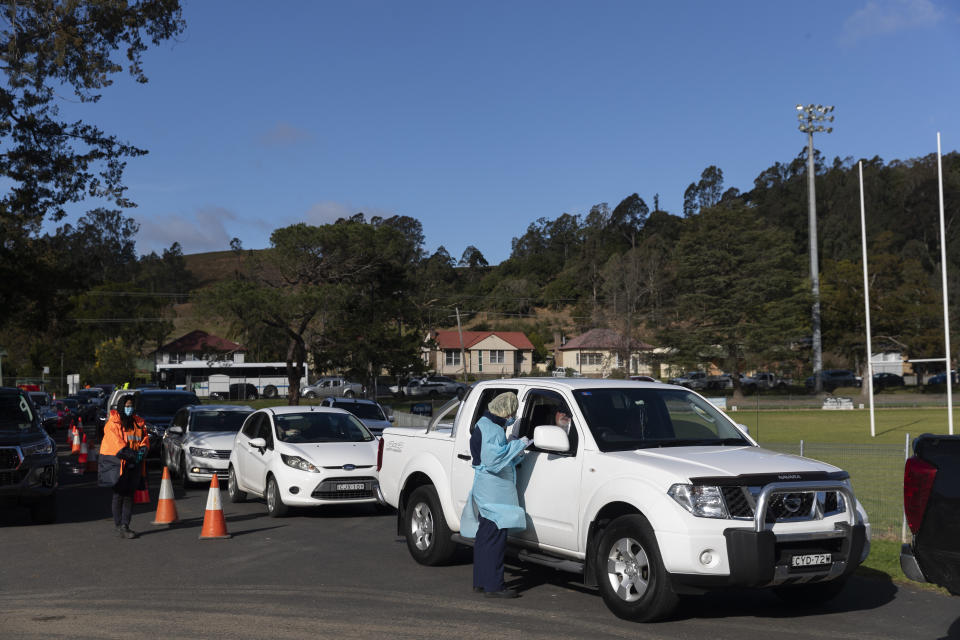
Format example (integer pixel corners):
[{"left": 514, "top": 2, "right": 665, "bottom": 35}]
[{"left": 58, "top": 0, "right": 960, "bottom": 264}]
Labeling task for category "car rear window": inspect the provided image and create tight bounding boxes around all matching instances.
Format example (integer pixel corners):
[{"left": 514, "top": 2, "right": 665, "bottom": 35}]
[
  {"left": 138, "top": 394, "right": 200, "bottom": 416},
  {"left": 333, "top": 402, "right": 385, "bottom": 421}
]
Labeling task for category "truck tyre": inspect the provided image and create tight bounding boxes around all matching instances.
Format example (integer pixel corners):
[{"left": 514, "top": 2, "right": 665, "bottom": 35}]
[
  {"left": 594, "top": 514, "right": 678, "bottom": 622},
  {"left": 772, "top": 576, "right": 849, "bottom": 605},
  {"left": 263, "top": 385, "right": 278, "bottom": 399},
  {"left": 405, "top": 485, "right": 456, "bottom": 566},
  {"left": 30, "top": 494, "right": 57, "bottom": 525},
  {"left": 344, "top": 390, "right": 355, "bottom": 398},
  {"left": 304, "top": 391, "right": 317, "bottom": 399}
]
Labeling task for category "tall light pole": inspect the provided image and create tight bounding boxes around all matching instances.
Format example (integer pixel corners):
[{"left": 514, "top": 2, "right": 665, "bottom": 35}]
[{"left": 797, "top": 103, "right": 834, "bottom": 394}]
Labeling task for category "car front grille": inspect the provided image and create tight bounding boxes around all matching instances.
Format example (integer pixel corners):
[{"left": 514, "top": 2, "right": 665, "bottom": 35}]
[
  {"left": 721, "top": 486, "right": 845, "bottom": 522},
  {"left": 0, "top": 447, "right": 23, "bottom": 471},
  {"left": 312, "top": 476, "right": 376, "bottom": 500},
  {"left": 213, "top": 450, "right": 231, "bottom": 459},
  {"left": 0, "top": 469, "right": 25, "bottom": 486}
]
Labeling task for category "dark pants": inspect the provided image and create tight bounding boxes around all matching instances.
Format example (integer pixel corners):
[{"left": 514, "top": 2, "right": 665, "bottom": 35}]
[
  {"left": 473, "top": 516, "right": 507, "bottom": 592},
  {"left": 111, "top": 494, "right": 133, "bottom": 527}
]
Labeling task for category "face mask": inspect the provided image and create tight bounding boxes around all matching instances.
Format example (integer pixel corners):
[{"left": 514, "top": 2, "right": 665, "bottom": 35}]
[
  {"left": 558, "top": 417, "right": 571, "bottom": 429},
  {"left": 505, "top": 416, "right": 516, "bottom": 427},
  {"left": 123, "top": 406, "right": 133, "bottom": 417}
]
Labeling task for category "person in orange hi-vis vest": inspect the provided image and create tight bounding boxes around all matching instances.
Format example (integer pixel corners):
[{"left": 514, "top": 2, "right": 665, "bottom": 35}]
[{"left": 99, "top": 394, "right": 149, "bottom": 539}]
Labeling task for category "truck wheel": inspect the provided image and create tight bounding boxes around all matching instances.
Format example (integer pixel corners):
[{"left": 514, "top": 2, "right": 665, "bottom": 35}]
[
  {"left": 344, "top": 390, "right": 355, "bottom": 398},
  {"left": 30, "top": 494, "right": 57, "bottom": 525},
  {"left": 405, "top": 485, "right": 456, "bottom": 566},
  {"left": 227, "top": 465, "right": 247, "bottom": 503},
  {"left": 772, "top": 576, "right": 849, "bottom": 605},
  {"left": 594, "top": 514, "right": 678, "bottom": 622},
  {"left": 304, "top": 391, "right": 317, "bottom": 399}
]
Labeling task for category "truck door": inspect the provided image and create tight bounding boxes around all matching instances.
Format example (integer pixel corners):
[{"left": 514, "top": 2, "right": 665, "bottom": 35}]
[
  {"left": 451, "top": 387, "right": 519, "bottom": 523},
  {"left": 512, "top": 388, "right": 582, "bottom": 552}
]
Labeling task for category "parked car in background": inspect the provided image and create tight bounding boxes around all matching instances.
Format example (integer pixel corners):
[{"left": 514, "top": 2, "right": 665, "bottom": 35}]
[
  {"left": 227, "top": 406, "right": 380, "bottom": 517},
  {"left": 666, "top": 371, "right": 708, "bottom": 390},
  {"left": 805, "top": 369, "right": 861, "bottom": 392},
  {"left": 301, "top": 377, "right": 365, "bottom": 399},
  {"left": 872, "top": 372, "right": 905, "bottom": 390},
  {"left": 391, "top": 378, "right": 449, "bottom": 398},
  {"left": 926, "top": 370, "right": 958, "bottom": 386},
  {"left": 753, "top": 372, "right": 791, "bottom": 390},
  {"left": 319, "top": 397, "right": 392, "bottom": 435},
  {"left": 0, "top": 387, "right": 58, "bottom": 523},
  {"left": 161, "top": 404, "right": 255, "bottom": 489},
  {"left": 27, "top": 391, "right": 51, "bottom": 408},
  {"left": 424, "top": 376, "right": 468, "bottom": 399},
  {"left": 134, "top": 389, "right": 202, "bottom": 455}
]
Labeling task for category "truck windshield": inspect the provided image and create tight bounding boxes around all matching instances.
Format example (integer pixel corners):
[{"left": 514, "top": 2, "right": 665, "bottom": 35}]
[
  {"left": 572, "top": 388, "right": 750, "bottom": 452},
  {"left": 0, "top": 392, "right": 37, "bottom": 432}
]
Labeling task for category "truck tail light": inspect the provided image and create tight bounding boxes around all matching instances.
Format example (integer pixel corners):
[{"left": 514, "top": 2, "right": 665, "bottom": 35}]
[
  {"left": 904, "top": 456, "right": 937, "bottom": 534},
  {"left": 376, "top": 436, "right": 384, "bottom": 472}
]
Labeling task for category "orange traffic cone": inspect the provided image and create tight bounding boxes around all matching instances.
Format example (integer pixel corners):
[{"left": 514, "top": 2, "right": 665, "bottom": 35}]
[
  {"left": 198, "top": 475, "right": 231, "bottom": 540},
  {"left": 77, "top": 433, "right": 89, "bottom": 469},
  {"left": 70, "top": 426, "right": 81, "bottom": 454},
  {"left": 151, "top": 467, "right": 179, "bottom": 526},
  {"left": 134, "top": 461, "right": 150, "bottom": 504}
]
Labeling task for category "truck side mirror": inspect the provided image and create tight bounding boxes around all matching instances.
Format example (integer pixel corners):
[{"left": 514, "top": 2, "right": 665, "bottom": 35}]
[
  {"left": 168, "top": 426, "right": 183, "bottom": 436},
  {"left": 532, "top": 425, "right": 570, "bottom": 453}
]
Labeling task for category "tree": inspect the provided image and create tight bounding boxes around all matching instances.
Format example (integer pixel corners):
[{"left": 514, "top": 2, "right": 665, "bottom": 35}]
[{"left": 0, "top": 1, "right": 185, "bottom": 329}]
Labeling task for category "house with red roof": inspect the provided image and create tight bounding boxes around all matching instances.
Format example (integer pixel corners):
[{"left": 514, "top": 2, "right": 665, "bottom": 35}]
[
  {"left": 425, "top": 330, "right": 535, "bottom": 376},
  {"left": 557, "top": 328, "right": 654, "bottom": 377},
  {"left": 153, "top": 330, "right": 247, "bottom": 366}
]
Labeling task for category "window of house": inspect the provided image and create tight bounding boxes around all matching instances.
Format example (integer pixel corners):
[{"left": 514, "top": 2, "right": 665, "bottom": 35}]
[
  {"left": 581, "top": 353, "right": 602, "bottom": 366},
  {"left": 445, "top": 350, "right": 461, "bottom": 366},
  {"left": 490, "top": 350, "right": 505, "bottom": 364},
  {"left": 477, "top": 350, "right": 483, "bottom": 372}
]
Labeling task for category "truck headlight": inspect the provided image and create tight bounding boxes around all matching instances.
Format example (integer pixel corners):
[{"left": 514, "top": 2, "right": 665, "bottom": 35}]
[
  {"left": 23, "top": 438, "right": 54, "bottom": 456},
  {"left": 189, "top": 447, "right": 218, "bottom": 458},
  {"left": 281, "top": 454, "right": 320, "bottom": 473},
  {"left": 668, "top": 484, "right": 729, "bottom": 519}
]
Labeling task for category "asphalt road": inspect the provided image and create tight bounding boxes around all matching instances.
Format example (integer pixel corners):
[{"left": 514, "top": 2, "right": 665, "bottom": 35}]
[{"left": 0, "top": 447, "right": 957, "bottom": 639}]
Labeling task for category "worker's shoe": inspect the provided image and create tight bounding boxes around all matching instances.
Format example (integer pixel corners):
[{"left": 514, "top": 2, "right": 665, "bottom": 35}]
[
  {"left": 484, "top": 588, "right": 518, "bottom": 599},
  {"left": 117, "top": 524, "right": 138, "bottom": 539}
]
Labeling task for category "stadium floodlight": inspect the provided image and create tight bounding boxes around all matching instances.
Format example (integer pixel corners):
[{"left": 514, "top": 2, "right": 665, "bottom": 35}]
[{"left": 795, "top": 103, "right": 836, "bottom": 394}]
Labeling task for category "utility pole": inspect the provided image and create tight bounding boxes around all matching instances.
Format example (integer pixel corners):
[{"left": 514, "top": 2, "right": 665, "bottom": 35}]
[
  {"left": 797, "top": 103, "right": 834, "bottom": 394},
  {"left": 455, "top": 307, "right": 467, "bottom": 383}
]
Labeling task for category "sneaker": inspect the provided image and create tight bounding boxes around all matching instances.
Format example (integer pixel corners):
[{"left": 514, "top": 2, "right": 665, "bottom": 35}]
[
  {"left": 118, "top": 525, "right": 138, "bottom": 539},
  {"left": 472, "top": 586, "right": 484, "bottom": 593},
  {"left": 483, "top": 589, "right": 519, "bottom": 599}
]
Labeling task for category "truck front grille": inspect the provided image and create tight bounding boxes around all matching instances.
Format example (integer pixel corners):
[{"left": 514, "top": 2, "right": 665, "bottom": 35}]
[
  {"left": 0, "top": 447, "right": 23, "bottom": 471},
  {"left": 721, "top": 486, "right": 845, "bottom": 522}
]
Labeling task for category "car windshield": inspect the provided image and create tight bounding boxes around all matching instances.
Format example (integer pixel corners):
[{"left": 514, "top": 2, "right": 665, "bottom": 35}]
[
  {"left": 274, "top": 412, "right": 373, "bottom": 443},
  {"left": 191, "top": 410, "right": 251, "bottom": 432},
  {"left": 334, "top": 402, "right": 385, "bottom": 421},
  {"left": 0, "top": 392, "right": 37, "bottom": 432},
  {"left": 573, "top": 387, "right": 750, "bottom": 452},
  {"left": 62, "top": 399, "right": 79, "bottom": 409},
  {"left": 137, "top": 394, "right": 199, "bottom": 416},
  {"left": 29, "top": 393, "right": 49, "bottom": 406}
]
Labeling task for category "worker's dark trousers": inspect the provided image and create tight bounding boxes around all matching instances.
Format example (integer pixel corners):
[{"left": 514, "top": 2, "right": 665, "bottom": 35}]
[{"left": 473, "top": 516, "right": 507, "bottom": 592}]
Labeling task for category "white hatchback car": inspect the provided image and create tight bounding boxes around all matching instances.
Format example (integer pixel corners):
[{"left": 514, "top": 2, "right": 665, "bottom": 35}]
[{"left": 227, "top": 406, "right": 381, "bottom": 517}]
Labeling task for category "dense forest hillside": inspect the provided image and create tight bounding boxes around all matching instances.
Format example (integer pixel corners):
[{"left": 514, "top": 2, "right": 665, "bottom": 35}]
[{"left": 2, "top": 150, "right": 958, "bottom": 388}]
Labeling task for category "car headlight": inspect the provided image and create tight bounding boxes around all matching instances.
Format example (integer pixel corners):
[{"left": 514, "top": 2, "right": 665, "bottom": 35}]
[
  {"left": 23, "top": 438, "right": 55, "bottom": 456},
  {"left": 668, "top": 484, "right": 729, "bottom": 519},
  {"left": 146, "top": 424, "right": 165, "bottom": 437},
  {"left": 189, "top": 447, "right": 218, "bottom": 459},
  {"left": 281, "top": 454, "right": 320, "bottom": 473}
]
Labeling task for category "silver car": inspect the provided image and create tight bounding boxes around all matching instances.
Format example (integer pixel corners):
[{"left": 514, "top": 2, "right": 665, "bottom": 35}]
[{"left": 301, "top": 377, "right": 365, "bottom": 399}]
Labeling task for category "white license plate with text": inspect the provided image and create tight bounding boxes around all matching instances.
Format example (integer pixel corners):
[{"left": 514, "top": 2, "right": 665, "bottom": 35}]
[
  {"left": 791, "top": 553, "right": 831, "bottom": 567},
  {"left": 336, "top": 483, "right": 365, "bottom": 491}
]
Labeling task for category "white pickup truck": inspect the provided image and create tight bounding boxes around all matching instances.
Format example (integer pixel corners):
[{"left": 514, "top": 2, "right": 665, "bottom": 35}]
[{"left": 376, "top": 378, "right": 870, "bottom": 622}]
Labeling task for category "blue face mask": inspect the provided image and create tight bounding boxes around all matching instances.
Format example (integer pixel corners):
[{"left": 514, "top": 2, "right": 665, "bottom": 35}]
[
  {"left": 505, "top": 416, "right": 516, "bottom": 427},
  {"left": 123, "top": 406, "right": 133, "bottom": 417}
]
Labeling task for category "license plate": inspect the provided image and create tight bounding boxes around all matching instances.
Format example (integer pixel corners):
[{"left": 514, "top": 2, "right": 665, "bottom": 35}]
[
  {"left": 336, "top": 483, "right": 365, "bottom": 491},
  {"left": 791, "top": 553, "right": 831, "bottom": 567}
]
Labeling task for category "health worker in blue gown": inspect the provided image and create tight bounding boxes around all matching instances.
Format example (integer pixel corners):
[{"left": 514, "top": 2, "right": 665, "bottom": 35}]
[{"left": 460, "top": 391, "right": 532, "bottom": 598}]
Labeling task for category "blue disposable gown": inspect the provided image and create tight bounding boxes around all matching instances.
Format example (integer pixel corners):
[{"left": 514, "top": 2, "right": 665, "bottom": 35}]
[{"left": 460, "top": 417, "right": 528, "bottom": 538}]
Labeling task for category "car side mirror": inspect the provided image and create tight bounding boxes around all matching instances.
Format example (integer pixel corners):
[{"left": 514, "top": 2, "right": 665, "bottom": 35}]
[
  {"left": 168, "top": 426, "right": 183, "bottom": 435},
  {"left": 532, "top": 425, "right": 570, "bottom": 453},
  {"left": 249, "top": 437, "right": 266, "bottom": 450},
  {"left": 737, "top": 423, "right": 750, "bottom": 435}
]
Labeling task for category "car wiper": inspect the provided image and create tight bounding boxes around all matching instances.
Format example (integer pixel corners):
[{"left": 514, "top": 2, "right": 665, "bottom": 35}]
[{"left": 653, "top": 438, "right": 748, "bottom": 448}]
